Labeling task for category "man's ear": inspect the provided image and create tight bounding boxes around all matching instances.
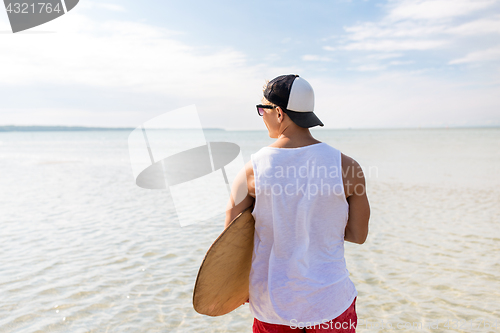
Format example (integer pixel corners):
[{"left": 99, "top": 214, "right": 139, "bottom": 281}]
[{"left": 276, "top": 106, "right": 283, "bottom": 119}]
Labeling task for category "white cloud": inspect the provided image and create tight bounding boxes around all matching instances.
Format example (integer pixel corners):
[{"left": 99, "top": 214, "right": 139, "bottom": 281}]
[
  {"left": 449, "top": 46, "right": 500, "bottom": 64},
  {"left": 99, "top": 4, "right": 126, "bottom": 12},
  {"left": 339, "top": 39, "right": 447, "bottom": 51},
  {"left": 324, "top": 0, "right": 500, "bottom": 68},
  {"left": 341, "top": 13, "right": 500, "bottom": 43},
  {"left": 346, "top": 54, "right": 413, "bottom": 71},
  {"left": 0, "top": 11, "right": 301, "bottom": 129},
  {"left": 349, "top": 65, "right": 387, "bottom": 71},
  {"left": 79, "top": 1, "right": 126, "bottom": 11},
  {"left": 343, "top": 21, "right": 448, "bottom": 40},
  {"left": 0, "top": 14, "right": 261, "bottom": 97},
  {"left": 386, "top": 0, "right": 497, "bottom": 21},
  {"left": 389, "top": 60, "right": 414, "bottom": 65},
  {"left": 366, "top": 53, "right": 403, "bottom": 60},
  {"left": 302, "top": 55, "right": 332, "bottom": 62},
  {"left": 447, "top": 15, "right": 500, "bottom": 35}
]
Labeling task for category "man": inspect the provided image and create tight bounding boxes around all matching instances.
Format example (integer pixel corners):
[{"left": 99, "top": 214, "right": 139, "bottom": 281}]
[{"left": 225, "top": 74, "right": 370, "bottom": 332}]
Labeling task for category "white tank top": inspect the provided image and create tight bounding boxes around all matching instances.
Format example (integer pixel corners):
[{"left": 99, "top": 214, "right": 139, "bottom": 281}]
[{"left": 249, "top": 142, "right": 357, "bottom": 325}]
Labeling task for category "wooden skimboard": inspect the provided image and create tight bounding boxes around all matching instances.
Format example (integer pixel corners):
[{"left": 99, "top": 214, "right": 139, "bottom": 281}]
[{"left": 193, "top": 206, "right": 255, "bottom": 316}]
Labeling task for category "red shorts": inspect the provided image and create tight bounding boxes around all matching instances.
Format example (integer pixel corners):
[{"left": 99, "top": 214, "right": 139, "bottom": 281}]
[{"left": 252, "top": 297, "right": 357, "bottom": 333}]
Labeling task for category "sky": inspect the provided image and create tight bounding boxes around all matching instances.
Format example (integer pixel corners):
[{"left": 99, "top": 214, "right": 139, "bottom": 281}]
[{"left": 0, "top": 0, "right": 499, "bottom": 130}]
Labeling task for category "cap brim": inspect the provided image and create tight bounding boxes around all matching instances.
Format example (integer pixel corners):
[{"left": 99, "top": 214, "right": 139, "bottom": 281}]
[{"left": 283, "top": 110, "right": 324, "bottom": 128}]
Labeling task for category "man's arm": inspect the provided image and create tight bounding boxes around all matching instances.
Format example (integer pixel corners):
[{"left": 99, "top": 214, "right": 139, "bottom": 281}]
[
  {"left": 224, "top": 160, "right": 255, "bottom": 229},
  {"left": 342, "top": 154, "right": 370, "bottom": 244}
]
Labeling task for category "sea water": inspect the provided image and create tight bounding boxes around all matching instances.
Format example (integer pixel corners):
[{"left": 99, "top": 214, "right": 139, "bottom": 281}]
[{"left": 0, "top": 128, "right": 499, "bottom": 332}]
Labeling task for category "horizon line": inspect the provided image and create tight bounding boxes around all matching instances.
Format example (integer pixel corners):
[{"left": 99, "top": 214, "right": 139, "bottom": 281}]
[{"left": 0, "top": 124, "right": 499, "bottom": 132}]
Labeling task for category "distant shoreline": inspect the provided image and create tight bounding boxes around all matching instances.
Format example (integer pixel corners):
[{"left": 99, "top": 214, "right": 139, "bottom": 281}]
[
  {"left": 0, "top": 125, "right": 226, "bottom": 132},
  {"left": 0, "top": 125, "right": 498, "bottom": 132}
]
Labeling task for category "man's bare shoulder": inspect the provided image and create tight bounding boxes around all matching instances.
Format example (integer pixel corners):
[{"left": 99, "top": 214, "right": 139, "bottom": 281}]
[
  {"left": 341, "top": 153, "right": 365, "bottom": 198},
  {"left": 341, "top": 153, "right": 360, "bottom": 171}
]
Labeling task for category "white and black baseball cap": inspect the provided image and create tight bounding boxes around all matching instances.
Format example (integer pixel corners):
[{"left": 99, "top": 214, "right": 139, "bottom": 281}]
[{"left": 264, "top": 74, "right": 324, "bottom": 128}]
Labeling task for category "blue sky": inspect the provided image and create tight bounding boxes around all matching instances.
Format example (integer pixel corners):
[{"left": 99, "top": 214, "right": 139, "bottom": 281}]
[{"left": 0, "top": 0, "right": 499, "bottom": 129}]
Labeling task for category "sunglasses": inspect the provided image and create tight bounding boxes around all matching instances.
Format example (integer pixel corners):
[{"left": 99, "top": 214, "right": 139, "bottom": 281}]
[{"left": 256, "top": 104, "right": 276, "bottom": 116}]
